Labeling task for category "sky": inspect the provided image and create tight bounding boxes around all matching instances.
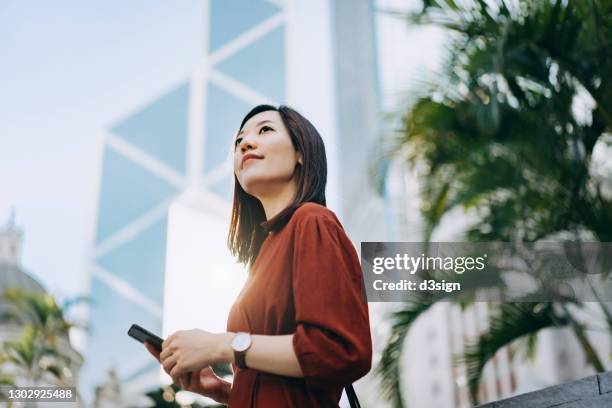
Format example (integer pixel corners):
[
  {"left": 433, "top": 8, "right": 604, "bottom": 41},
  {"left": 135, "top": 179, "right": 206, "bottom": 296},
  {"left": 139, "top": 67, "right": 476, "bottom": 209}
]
[{"left": 0, "top": 0, "right": 203, "bottom": 301}]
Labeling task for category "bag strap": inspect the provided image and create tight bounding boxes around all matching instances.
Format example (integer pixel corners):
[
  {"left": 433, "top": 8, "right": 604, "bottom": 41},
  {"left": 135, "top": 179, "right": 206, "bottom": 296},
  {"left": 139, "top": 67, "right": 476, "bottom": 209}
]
[{"left": 345, "top": 384, "right": 361, "bottom": 408}]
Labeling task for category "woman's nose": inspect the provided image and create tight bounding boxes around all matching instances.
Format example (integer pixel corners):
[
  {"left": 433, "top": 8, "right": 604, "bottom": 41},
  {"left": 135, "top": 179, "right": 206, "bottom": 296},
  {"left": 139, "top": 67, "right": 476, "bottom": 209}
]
[{"left": 240, "top": 138, "right": 256, "bottom": 152}]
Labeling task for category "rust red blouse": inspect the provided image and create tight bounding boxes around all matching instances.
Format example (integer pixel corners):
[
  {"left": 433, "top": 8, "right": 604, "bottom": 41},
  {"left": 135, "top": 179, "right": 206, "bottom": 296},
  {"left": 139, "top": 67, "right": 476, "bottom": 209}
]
[{"left": 226, "top": 202, "right": 372, "bottom": 407}]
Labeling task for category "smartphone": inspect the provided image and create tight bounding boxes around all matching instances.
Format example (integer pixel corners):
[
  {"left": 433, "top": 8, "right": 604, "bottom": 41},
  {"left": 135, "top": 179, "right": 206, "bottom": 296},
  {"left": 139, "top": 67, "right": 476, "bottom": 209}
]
[{"left": 128, "top": 324, "right": 164, "bottom": 352}]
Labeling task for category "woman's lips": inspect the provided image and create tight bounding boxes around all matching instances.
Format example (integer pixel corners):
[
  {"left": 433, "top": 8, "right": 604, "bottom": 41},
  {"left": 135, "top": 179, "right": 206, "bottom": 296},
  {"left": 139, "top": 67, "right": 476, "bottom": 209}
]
[{"left": 242, "top": 156, "right": 263, "bottom": 168}]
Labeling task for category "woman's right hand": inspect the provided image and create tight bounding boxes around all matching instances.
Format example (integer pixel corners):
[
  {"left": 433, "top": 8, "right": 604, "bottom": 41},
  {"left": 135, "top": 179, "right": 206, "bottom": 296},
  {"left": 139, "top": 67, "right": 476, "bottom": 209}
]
[
  {"left": 176, "top": 367, "right": 230, "bottom": 403},
  {"left": 145, "top": 341, "right": 231, "bottom": 404}
]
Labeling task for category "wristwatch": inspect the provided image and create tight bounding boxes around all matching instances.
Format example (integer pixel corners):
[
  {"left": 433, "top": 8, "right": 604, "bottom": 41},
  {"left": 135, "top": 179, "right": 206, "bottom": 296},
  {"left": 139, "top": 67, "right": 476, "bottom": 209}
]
[{"left": 231, "top": 332, "right": 252, "bottom": 369}]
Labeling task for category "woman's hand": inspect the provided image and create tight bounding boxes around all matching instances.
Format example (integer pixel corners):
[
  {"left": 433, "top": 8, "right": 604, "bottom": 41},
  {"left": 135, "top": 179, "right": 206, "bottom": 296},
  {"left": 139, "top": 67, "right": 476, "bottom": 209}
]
[
  {"left": 176, "top": 367, "right": 231, "bottom": 403},
  {"left": 159, "top": 329, "right": 233, "bottom": 377},
  {"left": 144, "top": 341, "right": 231, "bottom": 404}
]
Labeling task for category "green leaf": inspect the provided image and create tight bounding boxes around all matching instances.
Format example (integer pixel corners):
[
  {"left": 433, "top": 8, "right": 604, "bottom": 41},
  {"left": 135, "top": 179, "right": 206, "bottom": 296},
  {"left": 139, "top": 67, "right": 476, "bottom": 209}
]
[{"left": 460, "top": 302, "right": 568, "bottom": 404}]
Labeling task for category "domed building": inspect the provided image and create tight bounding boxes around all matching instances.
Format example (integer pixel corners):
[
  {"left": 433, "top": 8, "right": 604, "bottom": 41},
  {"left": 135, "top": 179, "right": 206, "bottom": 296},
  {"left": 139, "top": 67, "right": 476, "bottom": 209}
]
[{"left": 0, "top": 212, "right": 84, "bottom": 395}]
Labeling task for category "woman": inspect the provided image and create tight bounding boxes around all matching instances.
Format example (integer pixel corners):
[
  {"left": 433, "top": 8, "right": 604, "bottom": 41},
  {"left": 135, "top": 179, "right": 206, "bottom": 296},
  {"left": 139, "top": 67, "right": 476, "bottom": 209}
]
[{"left": 146, "top": 105, "right": 372, "bottom": 407}]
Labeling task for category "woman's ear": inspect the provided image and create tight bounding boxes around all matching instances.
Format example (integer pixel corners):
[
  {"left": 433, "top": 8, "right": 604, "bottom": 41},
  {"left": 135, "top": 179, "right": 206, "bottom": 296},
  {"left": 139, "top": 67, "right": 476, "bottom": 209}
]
[{"left": 297, "top": 153, "right": 303, "bottom": 165}]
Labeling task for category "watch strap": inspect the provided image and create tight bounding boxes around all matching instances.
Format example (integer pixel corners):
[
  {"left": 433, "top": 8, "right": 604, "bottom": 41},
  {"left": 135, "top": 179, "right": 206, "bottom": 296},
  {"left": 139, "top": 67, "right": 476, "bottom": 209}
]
[{"left": 235, "top": 349, "right": 248, "bottom": 369}]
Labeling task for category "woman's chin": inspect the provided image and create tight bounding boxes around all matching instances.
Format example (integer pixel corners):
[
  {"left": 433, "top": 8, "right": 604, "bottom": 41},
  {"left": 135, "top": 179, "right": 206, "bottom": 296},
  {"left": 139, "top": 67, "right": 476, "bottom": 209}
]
[
  {"left": 241, "top": 181, "right": 278, "bottom": 199},
  {"left": 240, "top": 174, "right": 294, "bottom": 198},
  {"left": 240, "top": 180, "right": 264, "bottom": 197}
]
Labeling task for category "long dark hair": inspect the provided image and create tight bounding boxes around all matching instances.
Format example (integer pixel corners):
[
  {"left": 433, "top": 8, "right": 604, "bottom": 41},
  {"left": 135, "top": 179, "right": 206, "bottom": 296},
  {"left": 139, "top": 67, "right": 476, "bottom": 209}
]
[{"left": 228, "top": 105, "right": 327, "bottom": 267}]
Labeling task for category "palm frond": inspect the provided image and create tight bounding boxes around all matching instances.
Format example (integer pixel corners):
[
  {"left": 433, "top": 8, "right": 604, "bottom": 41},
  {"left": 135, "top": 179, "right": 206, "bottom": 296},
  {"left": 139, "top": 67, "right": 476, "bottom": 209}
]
[
  {"left": 377, "top": 299, "right": 433, "bottom": 407},
  {"left": 460, "top": 302, "right": 568, "bottom": 404}
]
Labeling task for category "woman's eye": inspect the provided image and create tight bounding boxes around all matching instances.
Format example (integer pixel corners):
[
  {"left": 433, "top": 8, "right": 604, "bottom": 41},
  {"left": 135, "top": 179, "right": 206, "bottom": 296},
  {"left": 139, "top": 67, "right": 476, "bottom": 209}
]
[
  {"left": 234, "top": 137, "right": 243, "bottom": 147},
  {"left": 260, "top": 126, "right": 273, "bottom": 133}
]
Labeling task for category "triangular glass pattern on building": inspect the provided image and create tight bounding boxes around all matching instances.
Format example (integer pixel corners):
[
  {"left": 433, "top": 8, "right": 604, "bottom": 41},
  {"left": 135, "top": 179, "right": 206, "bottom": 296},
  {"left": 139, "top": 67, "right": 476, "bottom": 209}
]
[
  {"left": 111, "top": 82, "right": 189, "bottom": 175},
  {"left": 95, "top": 147, "right": 178, "bottom": 243},
  {"left": 210, "top": 174, "right": 234, "bottom": 202},
  {"left": 215, "top": 25, "right": 285, "bottom": 102},
  {"left": 96, "top": 216, "right": 167, "bottom": 305},
  {"left": 204, "top": 82, "right": 252, "bottom": 174},
  {"left": 209, "top": 0, "right": 280, "bottom": 53},
  {"left": 80, "top": 276, "right": 161, "bottom": 393}
]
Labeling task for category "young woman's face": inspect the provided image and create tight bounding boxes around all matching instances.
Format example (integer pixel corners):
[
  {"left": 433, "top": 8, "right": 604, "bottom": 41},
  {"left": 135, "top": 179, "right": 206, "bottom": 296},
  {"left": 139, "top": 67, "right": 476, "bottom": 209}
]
[{"left": 233, "top": 110, "right": 302, "bottom": 196}]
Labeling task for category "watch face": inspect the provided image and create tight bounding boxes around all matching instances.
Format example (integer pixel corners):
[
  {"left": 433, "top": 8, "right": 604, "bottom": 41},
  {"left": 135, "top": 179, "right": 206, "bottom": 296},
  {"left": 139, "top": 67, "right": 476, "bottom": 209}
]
[{"left": 231, "top": 332, "right": 251, "bottom": 352}]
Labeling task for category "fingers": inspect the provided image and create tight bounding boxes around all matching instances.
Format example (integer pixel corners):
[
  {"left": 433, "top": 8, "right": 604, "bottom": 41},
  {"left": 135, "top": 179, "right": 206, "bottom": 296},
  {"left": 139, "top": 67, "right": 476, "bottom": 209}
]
[
  {"left": 200, "top": 366, "right": 214, "bottom": 377},
  {"left": 174, "top": 372, "right": 197, "bottom": 391},
  {"left": 162, "top": 332, "right": 176, "bottom": 352},
  {"left": 169, "top": 361, "right": 184, "bottom": 378},
  {"left": 171, "top": 372, "right": 183, "bottom": 388},
  {"left": 162, "top": 353, "right": 178, "bottom": 376},
  {"left": 180, "top": 372, "right": 193, "bottom": 390},
  {"left": 160, "top": 344, "right": 173, "bottom": 361}
]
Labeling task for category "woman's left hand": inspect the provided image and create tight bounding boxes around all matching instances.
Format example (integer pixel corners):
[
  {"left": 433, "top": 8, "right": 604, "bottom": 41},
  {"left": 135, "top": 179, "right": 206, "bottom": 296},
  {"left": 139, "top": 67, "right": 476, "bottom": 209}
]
[{"left": 160, "top": 329, "right": 232, "bottom": 377}]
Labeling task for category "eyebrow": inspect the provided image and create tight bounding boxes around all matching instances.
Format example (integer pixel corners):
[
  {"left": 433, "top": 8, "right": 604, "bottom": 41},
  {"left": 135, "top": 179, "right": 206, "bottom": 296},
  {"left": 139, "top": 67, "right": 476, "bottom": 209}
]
[{"left": 236, "top": 120, "right": 273, "bottom": 138}]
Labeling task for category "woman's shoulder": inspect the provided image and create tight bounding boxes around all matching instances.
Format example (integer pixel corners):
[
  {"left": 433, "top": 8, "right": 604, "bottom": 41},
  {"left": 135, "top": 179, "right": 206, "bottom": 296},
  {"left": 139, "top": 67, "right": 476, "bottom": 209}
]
[
  {"left": 290, "top": 202, "right": 344, "bottom": 234},
  {"left": 294, "top": 202, "right": 338, "bottom": 221},
  {"left": 290, "top": 203, "right": 357, "bottom": 256}
]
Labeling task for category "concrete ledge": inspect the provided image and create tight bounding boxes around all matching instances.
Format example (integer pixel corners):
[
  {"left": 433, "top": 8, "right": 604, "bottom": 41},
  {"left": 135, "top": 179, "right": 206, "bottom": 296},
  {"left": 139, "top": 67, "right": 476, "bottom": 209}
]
[
  {"left": 476, "top": 371, "right": 612, "bottom": 408},
  {"left": 598, "top": 371, "right": 612, "bottom": 395}
]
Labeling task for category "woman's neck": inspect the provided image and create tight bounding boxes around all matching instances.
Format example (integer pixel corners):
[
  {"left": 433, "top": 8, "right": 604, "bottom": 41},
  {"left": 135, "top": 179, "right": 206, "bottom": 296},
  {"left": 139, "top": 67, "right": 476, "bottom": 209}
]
[{"left": 257, "top": 180, "right": 298, "bottom": 221}]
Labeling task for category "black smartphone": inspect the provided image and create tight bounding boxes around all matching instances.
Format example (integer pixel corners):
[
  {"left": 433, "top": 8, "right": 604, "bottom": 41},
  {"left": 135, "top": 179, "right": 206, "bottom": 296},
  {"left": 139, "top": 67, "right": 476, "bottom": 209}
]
[{"left": 128, "top": 324, "right": 164, "bottom": 352}]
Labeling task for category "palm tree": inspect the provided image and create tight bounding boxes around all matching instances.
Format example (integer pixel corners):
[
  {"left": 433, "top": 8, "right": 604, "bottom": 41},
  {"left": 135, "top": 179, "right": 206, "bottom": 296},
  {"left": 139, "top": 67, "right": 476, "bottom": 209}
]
[
  {"left": 2, "top": 325, "right": 71, "bottom": 386},
  {"left": 1, "top": 288, "right": 88, "bottom": 400},
  {"left": 0, "top": 350, "right": 16, "bottom": 407},
  {"left": 376, "top": 0, "right": 612, "bottom": 405}
]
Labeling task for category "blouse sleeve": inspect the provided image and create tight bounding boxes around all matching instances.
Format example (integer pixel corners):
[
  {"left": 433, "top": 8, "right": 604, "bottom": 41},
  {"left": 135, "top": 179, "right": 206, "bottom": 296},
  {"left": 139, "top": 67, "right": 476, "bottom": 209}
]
[{"left": 291, "top": 214, "right": 372, "bottom": 389}]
